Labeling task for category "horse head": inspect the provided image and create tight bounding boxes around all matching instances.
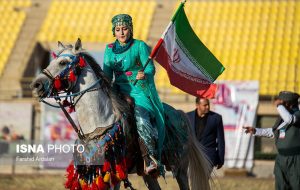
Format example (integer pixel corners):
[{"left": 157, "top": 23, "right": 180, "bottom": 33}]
[
  {"left": 31, "top": 38, "right": 129, "bottom": 138},
  {"left": 31, "top": 39, "right": 86, "bottom": 98}
]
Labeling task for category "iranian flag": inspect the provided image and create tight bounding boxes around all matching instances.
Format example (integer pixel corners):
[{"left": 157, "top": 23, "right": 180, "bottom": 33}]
[{"left": 150, "top": 2, "right": 225, "bottom": 98}]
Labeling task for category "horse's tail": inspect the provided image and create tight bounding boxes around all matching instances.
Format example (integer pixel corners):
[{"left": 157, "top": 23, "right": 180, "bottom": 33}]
[{"left": 179, "top": 111, "right": 213, "bottom": 190}]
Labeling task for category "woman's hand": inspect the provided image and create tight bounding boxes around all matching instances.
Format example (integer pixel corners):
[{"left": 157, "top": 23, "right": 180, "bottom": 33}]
[
  {"left": 136, "top": 70, "right": 145, "bottom": 80},
  {"left": 243, "top": 126, "right": 256, "bottom": 135}
]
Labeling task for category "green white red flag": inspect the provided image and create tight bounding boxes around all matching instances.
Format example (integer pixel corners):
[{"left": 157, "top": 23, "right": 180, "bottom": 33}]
[{"left": 150, "top": 2, "right": 225, "bottom": 98}]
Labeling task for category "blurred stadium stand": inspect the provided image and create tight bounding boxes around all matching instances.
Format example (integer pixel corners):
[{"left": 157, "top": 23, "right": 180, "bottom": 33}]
[
  {"left": 0, "top": 0, "right": 30, "bottom": 76},
  {"left": 0, "top": 0, "right": 300, "bottom": 158},
  {"left": 38, "top": 0, "right": 156, "bottom": 43},
  {"left": 0, "top": 0, "right": 50, "bottom": 99}
]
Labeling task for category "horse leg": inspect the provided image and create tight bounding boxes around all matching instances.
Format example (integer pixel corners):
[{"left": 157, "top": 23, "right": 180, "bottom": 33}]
[{"left": 143, "top": 175, "right": 161, "bottom": 190}]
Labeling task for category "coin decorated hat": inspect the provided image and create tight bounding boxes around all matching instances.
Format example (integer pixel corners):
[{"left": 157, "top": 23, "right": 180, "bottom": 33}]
[{"left": 111, "top": 14, "right": 133, "bottom": 36}]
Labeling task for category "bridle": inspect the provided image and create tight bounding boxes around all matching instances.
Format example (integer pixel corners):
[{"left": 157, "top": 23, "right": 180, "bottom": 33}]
[
  {"left": 40, "top": 54, "right": 102, "bottom": 104},
  {"left": 39, "top": 53, "right": 102, "bottom": 140},
  {"left": 41, "top": 54, "right": 82, "bottom": 97}
]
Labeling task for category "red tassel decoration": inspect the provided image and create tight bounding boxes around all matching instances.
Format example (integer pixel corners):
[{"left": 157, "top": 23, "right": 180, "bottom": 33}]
[
  {"left": 91, "top": 181, "right": 98, "bottom": 190},
  {"left": 66, "top": 161, "right": 74, "bottom": 175},
  {"left": 97, "top": 176, "right": 108, "bottom": 190},
  {"left": 71, "top": 178, "right": 80, "bottom": 190},
  {"left": 69, "top": 70, "right": 76, "bottom": 82},
  {"left": 68, "top": 105, "right": 75, "bottom": 113},
  {"left": 63, "top": 99, "right": 71, "bottom": 107},
  {"left": 51, "top": 52, "right": 57, "bottom": 59},
  {"left": 116, "top": 164, "right": 126, "bottom": 180},
  {"left": 54, "top": 78, "right": 61, "bottom": 90},
  {"left": 102, "top": 161, "right": 110, "bottom": 172},
  {"left": 65, "top": 176, "right": 74, "bottom": 188},
  {"left": 79, "top": 57, "right": 86, "bottom": 68},
  {"left": 81, "top": 183, "right": 88, "bottom": 190},
  {"left": 64, "top": 162, "right": 75, "bottom": 189}
]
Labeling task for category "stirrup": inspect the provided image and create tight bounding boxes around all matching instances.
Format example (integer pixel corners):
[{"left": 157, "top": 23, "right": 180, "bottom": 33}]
[{"left": 144, "top": 155, "right": 158, "bottom": 175}]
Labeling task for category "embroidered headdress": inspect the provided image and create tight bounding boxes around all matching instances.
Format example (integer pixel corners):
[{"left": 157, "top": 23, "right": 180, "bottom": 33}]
[{"left": 111, "top": 14, "right": 133, "bottom": 36}]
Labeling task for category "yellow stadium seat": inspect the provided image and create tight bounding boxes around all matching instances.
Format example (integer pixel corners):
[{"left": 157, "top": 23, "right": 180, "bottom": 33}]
[
  {"left": 39, "top": 0, "right": 156, "bottom": 43},
  {"left": 0, "top": 1, "right": 29, "bottom": 76}
]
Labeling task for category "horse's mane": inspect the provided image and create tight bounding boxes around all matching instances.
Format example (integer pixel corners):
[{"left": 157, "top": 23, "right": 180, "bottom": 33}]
[{"left": 79, "top": 52, "right": 130, "bottom": 117}]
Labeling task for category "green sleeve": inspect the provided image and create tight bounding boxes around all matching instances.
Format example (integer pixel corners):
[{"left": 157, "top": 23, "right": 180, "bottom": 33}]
[
  {"left": 103, "top": 46, "right": 113, "bottom": 81},
  {"left": 139, "top": 41, "right": 155, "bottom": 76}
]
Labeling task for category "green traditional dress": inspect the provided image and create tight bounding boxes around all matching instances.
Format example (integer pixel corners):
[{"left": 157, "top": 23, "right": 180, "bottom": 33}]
[{"left": 103, "top": 38, "right": 165, "bottom": 162}]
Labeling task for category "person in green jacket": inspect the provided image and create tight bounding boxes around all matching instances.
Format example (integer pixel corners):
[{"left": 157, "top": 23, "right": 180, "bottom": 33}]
[{"left": 103, "top": 14, "right": 165, "bottom": 175}]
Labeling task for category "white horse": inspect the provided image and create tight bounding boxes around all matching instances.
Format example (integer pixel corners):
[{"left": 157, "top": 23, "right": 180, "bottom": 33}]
[{"left": 31, "top": 39, "right": 212, "bottom": 190}]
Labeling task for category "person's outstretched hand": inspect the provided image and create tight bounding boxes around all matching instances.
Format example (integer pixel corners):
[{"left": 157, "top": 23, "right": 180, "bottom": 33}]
[
  {"left": 243, "top": 126, "right": 256, "bottom": 135},
  {"left": 136, "top": 70, "right": 145, "bottom": 80}
]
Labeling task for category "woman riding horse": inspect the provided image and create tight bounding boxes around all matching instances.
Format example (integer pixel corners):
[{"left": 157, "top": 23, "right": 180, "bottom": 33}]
[
  {"left": 31, "top": 14, "right": 212, "bottom": 189},
  {"left": 31, "top": 38, "right": 212, "bottom": 190},
  {"left": 103, "top": 14, "right": 165, "bottom": 176}
]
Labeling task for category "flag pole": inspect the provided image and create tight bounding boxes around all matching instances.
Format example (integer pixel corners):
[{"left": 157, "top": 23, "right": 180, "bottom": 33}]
[
  {"left": 132, "top": 58, "right": 151, "bottom": 86},
  {"left": 133, "top": 0, "right": 186, "bottom": 86},
  {"left": 133, "top": 39, "right": 163, "bottom": 86}
]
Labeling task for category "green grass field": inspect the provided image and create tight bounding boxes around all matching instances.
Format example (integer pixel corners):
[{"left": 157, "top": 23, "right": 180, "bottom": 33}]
[{"left": 0, "top": 174, "right": 274, "bottom": 190}]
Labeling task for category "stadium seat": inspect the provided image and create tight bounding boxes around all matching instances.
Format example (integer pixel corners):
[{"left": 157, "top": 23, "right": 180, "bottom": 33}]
[
  {"left": 0, "top": 0, "right": 30, "bottom": 76},
  {"left": 38, "top": 0, "right": 156, "bottom": 43}
]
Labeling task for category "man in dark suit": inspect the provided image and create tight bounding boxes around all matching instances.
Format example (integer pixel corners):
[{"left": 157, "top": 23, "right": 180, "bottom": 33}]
[{"left": 187, "top": 97, "right": 225, "bottom": 171}]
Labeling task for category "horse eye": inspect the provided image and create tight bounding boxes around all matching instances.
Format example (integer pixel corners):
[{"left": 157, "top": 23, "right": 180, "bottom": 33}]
[{"left": 59, "top": 61, "right": 68, "bottom": 66}]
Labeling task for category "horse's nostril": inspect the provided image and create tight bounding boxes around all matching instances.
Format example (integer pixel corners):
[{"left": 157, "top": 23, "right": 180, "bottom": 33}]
[
  {"left": 33, "top": 82, "right": 43, "bottom": 90},
  {"left": 34, "top": 83, "right": 40, "bottom": 88}
]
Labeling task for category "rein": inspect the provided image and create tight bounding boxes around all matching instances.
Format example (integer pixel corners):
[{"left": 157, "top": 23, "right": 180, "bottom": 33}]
[
  {"left": 41, "top": 54, "right": 82, "bottom": 96},
  {"left": 39, "top": 78, "right": 101, "bottom": 108},
  {"left": 55, "top": 97, "right": 86, "bottom": 140},
  {"left": 53, "top": 79, "right": 101, "bottom": 99}
]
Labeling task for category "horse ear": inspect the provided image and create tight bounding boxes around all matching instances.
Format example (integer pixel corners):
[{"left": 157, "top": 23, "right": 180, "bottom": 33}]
[
  {"left": 58, "top": 41, "right": 65, "bottom": 50},
  {"left": 75, "top": 38, "right": 82, "bottom": 51}
]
